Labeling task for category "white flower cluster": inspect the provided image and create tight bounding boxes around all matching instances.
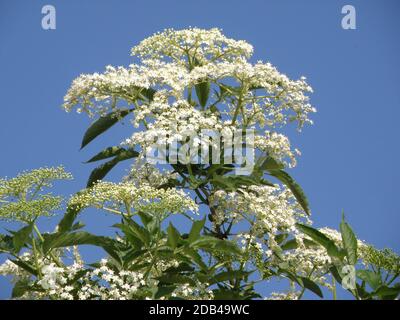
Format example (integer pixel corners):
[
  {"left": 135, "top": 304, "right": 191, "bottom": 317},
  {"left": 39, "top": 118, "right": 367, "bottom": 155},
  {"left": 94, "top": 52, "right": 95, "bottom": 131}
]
[
  {"left": 0, "top": 254, "right": 32, "bottom": 283},
  {"left": 63, "top": 65, "right": 150, "bottom": 116},
  {"left": 131, "top": 28, "right": 254, "bottom": 65},
  {"left": 125, "top": 98, "right": 235, "bottom": 153},
  {"left": 273, "top": 228, "right": 368, "bottom": 290},
  {"left": 0, "top": 166, "right": 72, "bottom": 222},
  {"left": 69, "top": 181, "right": 198, "bottom": 217},
  {"left": 210, "top": 185, "right": 308, "bottom": 238},
  {"left": 123, "top": 160, "right": 177, "bottom": 188},
  {"left": 254, "top": 131, "right": 300, "bottom": 168},
  {"left": 265, "top": 291, "right": 300, "bottom": 300},
  {"left": 63, "top": 28, "right": 315, "bottom": 171},
  {"left": 77, "top": 260, "right": 146, "bottom": 300},
  {"left": 171, "top": 281, "right": 214, "bottom": 300}
]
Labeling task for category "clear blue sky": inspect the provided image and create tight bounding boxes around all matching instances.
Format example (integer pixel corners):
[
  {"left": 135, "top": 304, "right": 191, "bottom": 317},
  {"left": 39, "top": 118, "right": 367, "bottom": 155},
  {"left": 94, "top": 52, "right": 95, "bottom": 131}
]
[{"left": 0, "top": 0, "right": 399, "bottom": 299}]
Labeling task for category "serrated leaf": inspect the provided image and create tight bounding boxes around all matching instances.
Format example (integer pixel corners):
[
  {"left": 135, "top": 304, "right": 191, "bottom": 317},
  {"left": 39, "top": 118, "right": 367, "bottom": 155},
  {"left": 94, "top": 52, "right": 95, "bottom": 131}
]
[
  {"left": 195, "top": 81, "right": 210, "bottom": 107},
  {"left": 167, "top": 223, "right": 180, "bottom": 249},
  {"left": 154, "top": 285, "right": 176, "bottom": 299},
  {"left": 357, "top": 270, "right": 382, "bottom": 290},
  {"left": 340, "top": 217, "right": 358, "bottom": 265},
  {"left": 10, "top": 259, "right": 37, "bottom": 276},
  {"left": 281, "top": 239, "right": 298, "bottom": 251},
  {"left": 42, "top": 231, "right": 115, "bottom": 253},
  {"left": 261, "top": 156, "right": 285, "bottom": 170},
  {"left": 299, "top": 277, "right": 323, "bottom": 298},
  {"left": 81, "top": 108, "right": 132, "bottom": 149},
  {"left": 57, "top": 204, "right": 82, "bottom": 233},
  {"left": 12, "top": 222, "right": 34, "bottom": 253},
  {"left": 12, "top": 278, "right": 31, "bottom": 298},
  {"left": 188, "top": 217, "right": 206, "bottom": 243},
  {"left": 296, "top": 223, "right": 342, "bottom": 258},
  {"left": 85, "top": 146, "right": 126, "bottom": 163},
  {"left": 190, "top": 236, "right": 241, "bottom": 255},
  {"left": 269, "top": 170, "right": 310, "bottom": 215},
  {"left": 157, "top": 274, "right": 196, "bottom": 286},
  {"left": 86, "top": 148, "right": 139, "bottom": 187},
  {"left": 373, "top": 285, "right": 400, "bottom": 300},
  {"left": 124, "top": 220, "right": 151, "bottom": 245},
  {"left": 209, "top": 270, "right": 252, "bottom": 285}
]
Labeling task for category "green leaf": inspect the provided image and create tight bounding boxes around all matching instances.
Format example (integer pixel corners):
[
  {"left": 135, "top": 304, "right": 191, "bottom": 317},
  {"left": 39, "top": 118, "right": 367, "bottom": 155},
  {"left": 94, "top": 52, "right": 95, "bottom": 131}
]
[
  {"left": 124, "top": 220, "right": 151, "bottom": 245},
  {"left": 340, "top": 216, "right": 358, "bottom": 265},
  {"left": 85, "top": 146, "right": 126, "bottom": 163},
  {"left": 86, "top": 148, "right": 139, "bottom": 187},
  {"left": 357, "top": 270, "right": 382, "bottom": 290},
  {"left": 0, "top": 234, "right": 14, "bottom": 253},
  {"left": 57, "top": 205, "right": 82, "bottom": 233},
  {"left": 195, "top": 81, "right": 210, "bottom": 107},
  {"left": 12, "top": 222, "right": 34, "bottom": 253},
  {"left": 10, "top": 259, "right": 37, "bottom": 276},
  {"left": 299, "top": 277, "right": 323, "bottom": 298},
  {"left": 182, "top": 248, "right": 207, "bottom": 271},
  {"left": 137, "top": 87, "right": 157, "bottom": 101},
  {"left": 42, "top": 231, "right": 116, "bottom": 253},
  {"left": 211, "top": 175, "right": 263, "bottom": 192},
  {"left": 137, "top": 211, "right": 153, "bottom": 227},
  {"left": 281, "top": 239, "right": 298, "bottom": 251},
  {"left": 12, "top": 278, "right": 31, "bottom": 298},
  {"left": 213, "top": 289, "right": 244, "bottom": 300},
  {"left": 190, "top": 236, "right": 241, "bottom": 255},
  {"left": 164, "top": 263, "right": 194, "bottom": 274},
  {"left": 329, "top": 265, "right": 343, "bottom": 284},
  {"left": 373, "top": 285, "right": 400, "bottom": 300},
  {"left": 81, "top": 108, "right": 132, "bottom": 149},
  {"left": 87, "top": 159, "right": 119, "bottom": 187},
  {"left": 260, "top": 156, "right": 285, "bottom": 170},
  {"left": 157, "top": 274, "right": 196, "bottom": 287},
  {"left": 71, "top": 221, "right": 85, "bottom": 231},
  {"left": 296, "top": 223, "right": 342, "bottom": 258},
  {"left": 275, "top": 233, "right": 289, "bottom": 244},
  {"left": 268, "top": 170, "right": 310, "bottom": 215},
  {"left": 209, "top": 270, "right": 252, "bottom": 285},
  {"left": 122, "top": 249, "right": 147, "bottom": 266},
  {"left": 154, "top": 285, "right": 176, "bottom": 299},
  {"left": 188, "top": 217, "right": 206, "bottom": 242},
  {"left": 167, "top": 223, "right": 180, "bottom": 249}
]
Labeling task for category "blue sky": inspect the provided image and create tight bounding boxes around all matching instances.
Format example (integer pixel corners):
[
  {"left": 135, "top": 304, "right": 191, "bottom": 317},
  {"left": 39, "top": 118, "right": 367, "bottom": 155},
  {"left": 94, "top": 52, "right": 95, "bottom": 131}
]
[{"left": 0, "top": 0, "right": 399, "bottom": 299}]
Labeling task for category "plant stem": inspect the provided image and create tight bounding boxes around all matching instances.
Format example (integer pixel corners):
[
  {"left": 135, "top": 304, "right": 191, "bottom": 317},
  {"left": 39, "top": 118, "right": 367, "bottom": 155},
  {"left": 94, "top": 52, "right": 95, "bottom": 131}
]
[
  {"left": 31, "top": 237, "right": 42, "bottom": 279},
  {"left": 332, "top": 277, "right": 337, "bottom": 300},
  {"left": 33, "top": 224, "right": 63, "bottom": 268}
]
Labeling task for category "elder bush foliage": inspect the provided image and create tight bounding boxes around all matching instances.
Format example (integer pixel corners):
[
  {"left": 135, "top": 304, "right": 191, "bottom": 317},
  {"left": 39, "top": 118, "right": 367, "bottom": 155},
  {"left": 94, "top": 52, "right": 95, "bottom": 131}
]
[{"left": 0, "top": 28, "right": 399, "bottom": 300}]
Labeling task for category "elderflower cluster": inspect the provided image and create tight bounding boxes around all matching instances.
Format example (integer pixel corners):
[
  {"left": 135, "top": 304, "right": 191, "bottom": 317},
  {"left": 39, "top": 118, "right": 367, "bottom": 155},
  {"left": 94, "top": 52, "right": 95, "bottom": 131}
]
[
  {"left": 77, "top": 261, "right": 146, "bottom": 300},
  {"left": 131, "top": 28, "right": 254, "bottom": 65},
  {"left": 210, "top": 185, "right": 309, "bottom": 238},
  {"left": 69, "top": 181, "right": 198, "bottom": 217},
  {"left": 125, "top": 99, "right": 235, "bottom": 152},
  {"left": 360, "top": 247, "right": 400, "bottom": 274},
  {"left": 272, "top": 228, "right": 369, "bottom": 289},
  {"left": 123, "top": 160, "right": 177, "bottom": 188},
  {"left": 265, "top": 291, "right": 300, "bottom": 300},
  {"left": 0, "top": 166, "right": 72, "bottom": 222},
  {"left": 254, "top": 131, "right": 300, "bottom": 168},
  {"left": 62, "top": 65, "right": 150, "bottom": 116},
  {"left": 63, "top": 28, "right": 315, "bottom": 172},
  {"left": 0, "top": 253, "right": 32, "bottom": 283},
  {"left": 171, "top": 281, "right": 214, "bottom": 300}
]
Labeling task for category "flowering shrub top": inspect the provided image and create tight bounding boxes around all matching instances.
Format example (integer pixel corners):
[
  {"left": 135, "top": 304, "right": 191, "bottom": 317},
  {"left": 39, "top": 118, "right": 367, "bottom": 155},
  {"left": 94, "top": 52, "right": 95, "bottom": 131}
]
[{"left": 0, "top": 28, "right": 399, "bottom": 300}]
